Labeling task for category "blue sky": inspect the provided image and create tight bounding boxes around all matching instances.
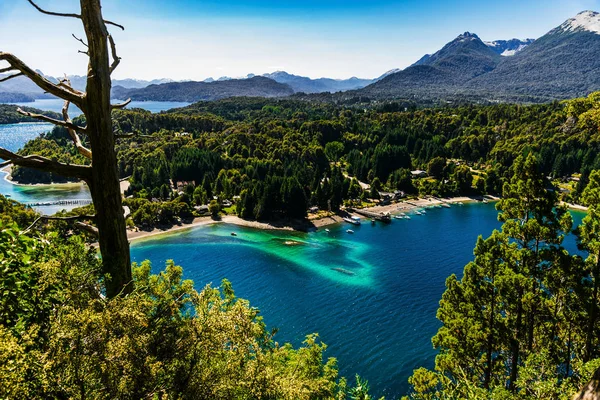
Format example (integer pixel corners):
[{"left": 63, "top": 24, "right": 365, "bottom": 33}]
[{"left": 1, "top": 0, "right": 599, "bottom": 80}]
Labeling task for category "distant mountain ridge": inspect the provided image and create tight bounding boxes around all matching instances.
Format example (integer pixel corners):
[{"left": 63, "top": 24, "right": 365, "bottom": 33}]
[
  {"left": 356, "top": 10, "right": 600, "bottom": 103},
  {"left": 0, "top": 72, "right": 173, "bottom": 99},
  {"left": 112, "top": 76, "right": 294, "bottom": 102},
  {"left": 262, "top": 71, "right": 373, "bottom": 93},
  {"left": 3, "top": 10, "right": 600, "bottom": 105}
]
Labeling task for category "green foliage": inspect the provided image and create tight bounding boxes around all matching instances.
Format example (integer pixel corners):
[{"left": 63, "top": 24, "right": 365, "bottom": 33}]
[
  {"left": 406, "top": 155, "right": 599, "bottom": 399},
  {"left": 0, "top": 224, "right": 376, "bottom": 399}
]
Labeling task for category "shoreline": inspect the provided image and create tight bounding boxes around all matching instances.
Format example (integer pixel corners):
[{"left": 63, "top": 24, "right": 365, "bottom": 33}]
[
  {"left": 127, "top": 196, "right": 489, "bottom": 242},
  {"left": 1, "top": 165, "right": 87, "bottom": 188}
]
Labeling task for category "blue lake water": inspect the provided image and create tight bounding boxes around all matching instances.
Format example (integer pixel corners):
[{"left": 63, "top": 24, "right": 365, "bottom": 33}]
[
  {"left": 130, "top": 204, "right": 585, "bottom": 398},
  {"left": 0, "top": 98, "right": 190, "bottom": 213},
  {"left": 0, "top": 122, "right": 90, "bottom": 214},
  {"left": 8, "top": 98, "right": 191, "bottom": 116}
]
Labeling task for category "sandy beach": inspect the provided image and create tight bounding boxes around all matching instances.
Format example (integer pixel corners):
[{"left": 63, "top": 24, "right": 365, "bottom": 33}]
[{"left": 127, "top": 196, "right": 486, "bottom": 242}]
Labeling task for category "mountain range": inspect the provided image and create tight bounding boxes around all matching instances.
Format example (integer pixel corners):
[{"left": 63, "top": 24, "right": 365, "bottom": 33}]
[
  {"left": 2, "top": 10, "right": 600, "bottom": 104},
  {"left": 111, "top": 76, "right": 294, "bottom": 102},
  {"left": 0, "top": 72, "right": 172, "bottom": 102},
  {"left": 360, "top": 10, "right": 600, "bottom": 103}
]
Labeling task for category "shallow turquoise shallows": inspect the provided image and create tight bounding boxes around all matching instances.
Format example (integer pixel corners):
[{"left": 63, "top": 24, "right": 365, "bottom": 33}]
[
  {"left": 131, "top": 203, "right": 585, "bottom": 398},
  {"left": 0, "top": 123, "right": 91, "bottom": 214}
]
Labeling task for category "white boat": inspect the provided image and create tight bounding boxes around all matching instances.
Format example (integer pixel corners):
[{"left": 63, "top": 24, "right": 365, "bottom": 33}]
[
  {"left": 421, "top": 209, "right": 427, "bottom": 214},
  {"left": 483, "top": 199, "right": 489, "bottom": 204},
  {"left": 404, "top": 215, "right": 411, "bottom": 220},
  {"left": 442, "top": 203, "right": 451, "bottom": 208},
  {"left": 325, "top": 228, "right": 330, "bottom": 233},
  {"left": 343, "top": 216, "right": 361, "bottom": 225},
  {"left": 394, "top": 215, "right": 404, "bottom": 220},
  {"left": 231, "top": 232, "right": 237, "bottom": 236},
  {"left": 415, "top": 211, "right": 424, "bottom": 215},
  {"left": 346, "top": 229, "right": 354, "bottom": 234}
]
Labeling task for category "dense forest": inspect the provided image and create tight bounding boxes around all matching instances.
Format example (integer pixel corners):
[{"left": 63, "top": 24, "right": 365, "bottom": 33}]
[
  {"left": 2, "top": 93, "right": 600, "bottom": 398},
  {"left": 0, "top": 104, "right": 60, "bottom": 125},
  {"left": 9, "top": 92, "right": 600, "bottom": 228},
  {"left": 0, "top": 195, "right": 372, "bottom": 399},
  {"left": 404, "top": 155, "right": 600, "bottom": 399}
]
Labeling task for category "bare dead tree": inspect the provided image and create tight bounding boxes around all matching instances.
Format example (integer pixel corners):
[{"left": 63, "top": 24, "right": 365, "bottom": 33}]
[{"left": 0, "top": 0, "right": 132, "bottom": 297}]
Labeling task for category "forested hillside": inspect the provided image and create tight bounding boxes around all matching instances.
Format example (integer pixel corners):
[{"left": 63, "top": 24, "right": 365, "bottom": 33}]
[{"left": 10, "top": 93, "right": 600, "bottom": 227}]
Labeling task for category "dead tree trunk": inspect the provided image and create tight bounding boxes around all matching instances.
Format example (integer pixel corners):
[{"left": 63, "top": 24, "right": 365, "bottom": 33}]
[
  {"left": 0, "top": 0, "right": 132, "bottom": 297},
  {"left": 81, "top": 0, "right": 131, "bottom": 297}
]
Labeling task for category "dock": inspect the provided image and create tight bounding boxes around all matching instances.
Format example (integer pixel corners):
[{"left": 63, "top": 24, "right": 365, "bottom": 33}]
[
  {"left": 347, "top": 208, "right": 392, "bottom": 223},
  {"left": 23, "top": 199, "right": 93, "bottom": 207}
]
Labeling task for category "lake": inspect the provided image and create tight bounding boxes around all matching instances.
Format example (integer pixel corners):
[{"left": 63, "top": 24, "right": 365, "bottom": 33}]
[
  {"left": 0, "top": 98, "right": 191, "bottom": 213},
  {"left": 8, "top": 98, "right": 191, "bottom": 117},
  {"left": 130, "top": 203, "right": 585, "bottom": 398}
]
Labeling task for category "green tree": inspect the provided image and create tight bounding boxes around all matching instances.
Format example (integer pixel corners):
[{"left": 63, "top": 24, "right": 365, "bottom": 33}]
[{"left": 427, "top": 157, "right": 446, "bottom": 180}]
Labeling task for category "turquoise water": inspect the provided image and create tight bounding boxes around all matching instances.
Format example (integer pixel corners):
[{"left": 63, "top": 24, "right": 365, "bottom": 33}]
[
  {"left": 0, "top": 98, "right": 191, "bottom": 213},
  {"left": 0, "top": 123, "right": 91, "bottom": 214},
  {"left": 130, "top": 204, "right": 585, "bottom": 397}
]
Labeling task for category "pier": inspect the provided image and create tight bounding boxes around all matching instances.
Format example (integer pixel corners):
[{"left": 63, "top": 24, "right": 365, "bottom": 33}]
[
  {"left": 23, "top": 199, "right": 93, "bottom": 207},
  {"left": 347, "top": 208, "right": 392, "bottom": 223}
]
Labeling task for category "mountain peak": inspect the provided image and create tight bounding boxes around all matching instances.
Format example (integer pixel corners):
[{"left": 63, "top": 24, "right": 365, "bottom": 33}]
[
  {"left": 553, "top": 10, "right": 600, "bottom": 35},
  {"left": 455, "top": 32, "right": 480, "bottom": 41}
]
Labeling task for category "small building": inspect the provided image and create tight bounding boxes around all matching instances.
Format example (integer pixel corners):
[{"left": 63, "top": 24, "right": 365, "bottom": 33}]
[
  {"left": 195, "top": 205, "right": 209, "bottom": 213},
  {"left": 411, "top": 170, "right": 427, "bottom": 178}
]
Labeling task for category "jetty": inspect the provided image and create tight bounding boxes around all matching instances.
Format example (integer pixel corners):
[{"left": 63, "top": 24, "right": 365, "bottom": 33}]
[
  {"left": 347, "top": 208, "right": 392, "bottom": 223},
  {"left": 23, "top": 199, "right": 93, "bottom": 207}
]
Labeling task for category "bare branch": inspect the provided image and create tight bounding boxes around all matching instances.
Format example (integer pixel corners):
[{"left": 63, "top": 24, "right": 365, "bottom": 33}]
[
  {"left": 17, "top": 108, "right": 88, "bottom": 135},
  {"left": 0, "top": 73, "right": 24, "bottom": 83},
  {"left": 26, "top": 0, "right": 81, "bottom": 19},
  {"left": 74, "top": 221, "right": 99, "bottom": 237},
  {"left": 108, "top": 34, "right": 120, "bottom": 74},
  {"left": 112, "top": 98, "right": 131, "bottom": 109},
  {"left": 0, "top": 148, "right": 91, "bottom": 180},
  {"left": 21, "top": 214, "right": 96, "bottom": 235},
  {"left": 0, "top": 53, "right": 83, "bottom": 105},
  {"left": 0, "top": 66, "right": 16, "bottom": 74},
  {"left": 72, "top": 33, "right": 88, "bottom": 48},
  {"left": 61, "top": 96, "right": 92, "bottom": 159},
  {"left": 78, "top": 50, "right": 89, "bottom": 56},
  {"left": 25, "top": 0, "right": 124, "bottom": 30},
  {"left": 105, "top": 21, "right": 125, "bottom": 31}
]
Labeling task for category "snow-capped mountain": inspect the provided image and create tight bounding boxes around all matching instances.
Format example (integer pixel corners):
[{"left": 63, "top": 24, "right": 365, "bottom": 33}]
[
  {"left": 359, "top": 10, "right": 600, "bottom": 102},
  {"left": 550, "top": 10, "right": 600, "bottom": 35},
  {"left": 484, "top": 38, "right": 535, "bottom": 56}
]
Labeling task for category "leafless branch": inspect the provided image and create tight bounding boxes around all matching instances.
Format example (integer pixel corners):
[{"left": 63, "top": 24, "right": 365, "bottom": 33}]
[
  {"left": 26, "top": 0, "right": 80, "bottom": 19},
  {"left": 61, "top": 91, "right": 92, "bottom": 159},
  {"left": 0, "top": 73, "right": 24, "bottom": 83},
  {"left": 0, "top": 66, "right": 16, "bottom": 74},
  {"left": 108, "top": 34, "right": 120, "bottom": 74},
  {"left": 21, "top": 214, "right": 96, "bottom": 235},
  {"left": 74, "top": 221, "right": 99, "bottom": 237},
  {"left": 0, "top": 52, "right": 83, "bottom": 105},
  {"left": 26, "top": 0, "right": 124, "bottom": 30},
  {"left": 0, "top": 148, "right": 91, "bottom": 180},
  {"left": 72, "top": 33, "right": 88, "bottom": 48},
  {"left": 112, "top": 98, "right": 131, "bottom": 109},
  {"left": 78, "top": 50, "right": 89, "bottom": 56},
  {"left": 17, "top": 108, "right": 88, "bottom": 135}
]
